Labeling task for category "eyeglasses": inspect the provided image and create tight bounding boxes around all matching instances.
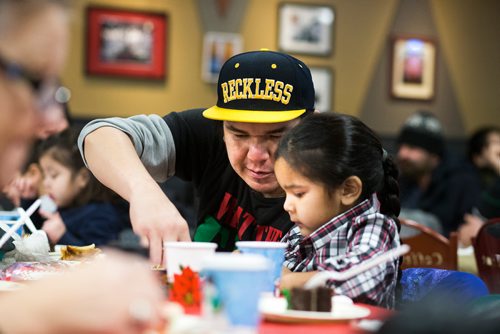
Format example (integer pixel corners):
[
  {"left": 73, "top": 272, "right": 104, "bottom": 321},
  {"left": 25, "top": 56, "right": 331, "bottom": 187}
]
[{"left": 0, "top": 52, "right": 62, "bottom": 111}]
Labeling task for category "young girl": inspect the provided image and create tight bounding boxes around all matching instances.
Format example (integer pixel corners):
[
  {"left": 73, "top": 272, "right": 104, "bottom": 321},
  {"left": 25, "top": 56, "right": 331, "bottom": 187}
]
[
  {"left": 275, "top": 113, "right": 401, "bottom": 308},
  {"left": 37, "top": 129, "right": 131, "bottom": 246}
]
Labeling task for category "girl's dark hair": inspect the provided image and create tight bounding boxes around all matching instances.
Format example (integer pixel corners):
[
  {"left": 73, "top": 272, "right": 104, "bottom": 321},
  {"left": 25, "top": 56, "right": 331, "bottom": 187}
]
[
  {"left": 37, "top": 127, "right": 118, "bottom": 208},
  {"left": 276, "top": 112, "right": 401, "bottom": 225},
  {"left": 467, "top": 126, "right": 500, "bottom": 162}
]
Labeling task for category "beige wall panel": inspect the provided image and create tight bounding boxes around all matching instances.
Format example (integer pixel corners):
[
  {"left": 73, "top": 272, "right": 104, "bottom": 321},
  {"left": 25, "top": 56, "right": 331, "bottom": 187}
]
[{"left": 431, "top": 0, "right": 500, "bottom": 133}]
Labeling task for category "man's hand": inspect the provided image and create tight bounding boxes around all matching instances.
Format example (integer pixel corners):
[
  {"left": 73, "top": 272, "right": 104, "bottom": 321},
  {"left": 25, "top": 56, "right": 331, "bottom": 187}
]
[
  {"left": 129, "top": 183, "right": 191, "bottom": 265},
  {"left": 82, "top": 126, "right": 191, "bottom": 265},
  {"left": 458, "top": 213, "right": 484, "bottom": 247}
]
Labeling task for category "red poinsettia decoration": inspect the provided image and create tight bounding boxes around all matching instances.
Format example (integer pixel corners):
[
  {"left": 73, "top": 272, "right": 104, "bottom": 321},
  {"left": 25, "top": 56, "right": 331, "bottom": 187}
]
[{"left": 168, "top": 266, "right": 201, "bottom": 314}]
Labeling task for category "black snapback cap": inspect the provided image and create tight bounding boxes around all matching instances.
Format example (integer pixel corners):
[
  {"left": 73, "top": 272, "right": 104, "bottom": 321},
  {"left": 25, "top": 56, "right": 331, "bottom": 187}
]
[{"left": 203, "top": 49, "right": 315, "bottom": 123}]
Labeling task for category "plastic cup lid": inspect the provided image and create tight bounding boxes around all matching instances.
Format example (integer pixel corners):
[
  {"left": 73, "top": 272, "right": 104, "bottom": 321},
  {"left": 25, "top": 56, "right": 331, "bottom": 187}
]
[
  {"left": 202, "top": 253, "right": 270, "bottom": 271},
  {"left": 163, "top": 241, "right": 217, "bottom": 249},
  {"left": 236, "top": 241, "right": 287, "bottom": 249}
]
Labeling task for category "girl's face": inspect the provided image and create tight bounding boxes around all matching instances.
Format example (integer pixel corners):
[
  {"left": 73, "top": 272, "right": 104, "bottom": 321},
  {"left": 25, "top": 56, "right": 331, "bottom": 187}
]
[
  {"left": 275, "top": 157, "right": 343, "bottom": 236},
  {"left": 39, "top": 154, "right": 86, "bottom": 208}
]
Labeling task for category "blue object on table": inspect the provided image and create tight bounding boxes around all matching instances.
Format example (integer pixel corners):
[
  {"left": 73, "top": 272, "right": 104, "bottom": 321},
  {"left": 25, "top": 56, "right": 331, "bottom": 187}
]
[
  {"left": 399, "top": 267, "right": 489, "bottom": 307},
  {"left": 0, "top": 210, "right": 23, "bottom": 256},
  {"left": 236, "top": 241, "right": 287, "bottom": 292},
  {"left": 202, "top": 253, "right": 270, "bottom": 329}
]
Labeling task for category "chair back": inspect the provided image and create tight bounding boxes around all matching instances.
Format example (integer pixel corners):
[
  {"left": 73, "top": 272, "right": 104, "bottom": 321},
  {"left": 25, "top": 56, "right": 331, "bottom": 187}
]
[
  {"left": 472, "top": 218, "right": 500, "bottom": 293},
  {"left": 400, "top": 219, "right": 458, "bottom": 270}
]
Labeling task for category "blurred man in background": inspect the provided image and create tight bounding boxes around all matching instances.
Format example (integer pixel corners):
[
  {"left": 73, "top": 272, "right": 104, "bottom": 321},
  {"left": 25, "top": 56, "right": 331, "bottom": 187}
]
[{"left": 396, "top": 110, "right": 481, "bottom": 236}]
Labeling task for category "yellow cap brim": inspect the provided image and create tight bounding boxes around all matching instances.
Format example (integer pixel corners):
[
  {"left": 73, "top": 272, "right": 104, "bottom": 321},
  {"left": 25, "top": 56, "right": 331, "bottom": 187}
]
[{"left": 202, "top": 106, "right": 306, "bottom": 123}]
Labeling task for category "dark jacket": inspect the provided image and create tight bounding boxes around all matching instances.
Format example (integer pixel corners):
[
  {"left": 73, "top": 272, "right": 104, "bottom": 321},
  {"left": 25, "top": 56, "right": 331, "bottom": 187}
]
[
  {"left": 399, "top": 154, "right": 482, "bottom": 236},
  {"left": 58, "top": 201, "right": 131, "bottom": 246}
]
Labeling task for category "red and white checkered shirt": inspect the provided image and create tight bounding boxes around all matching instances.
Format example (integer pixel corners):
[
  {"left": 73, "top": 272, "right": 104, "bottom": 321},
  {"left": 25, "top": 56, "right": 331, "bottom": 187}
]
[{"left": 282, "top": 195, "right": 401, "bottom": 308}]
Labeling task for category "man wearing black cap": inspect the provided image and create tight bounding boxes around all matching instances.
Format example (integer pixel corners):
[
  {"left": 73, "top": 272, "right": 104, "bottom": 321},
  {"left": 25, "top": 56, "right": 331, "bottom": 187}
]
[
  {"left": 397, "top": 110, "right": 481, "bottom": 236},
  {"left": 78, "top": 50, "right": 316, "bottom": 263}
]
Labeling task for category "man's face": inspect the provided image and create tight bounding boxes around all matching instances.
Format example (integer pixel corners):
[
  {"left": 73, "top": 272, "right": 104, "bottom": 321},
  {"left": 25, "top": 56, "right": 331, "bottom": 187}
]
[
  {"left": 223, "top": 119, "right": 300, "bottom": 198},
  {"left": 397, "top": 144, "right": 438, "bottom": 181},
  {"left": 0, "top": 5, "right": 68, "bottom": 187}
]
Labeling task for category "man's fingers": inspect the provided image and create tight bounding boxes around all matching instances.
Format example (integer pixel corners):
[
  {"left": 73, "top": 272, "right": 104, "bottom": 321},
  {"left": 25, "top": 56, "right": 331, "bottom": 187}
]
[
  {"left": 139, "top": 235, "right": 149, "bottom": 248},
  {"left": 179, "top": 226, "right": 192, "bottom": 242},
  {"left": 148, "top": 234, "right": 163, "bottom": 266}
]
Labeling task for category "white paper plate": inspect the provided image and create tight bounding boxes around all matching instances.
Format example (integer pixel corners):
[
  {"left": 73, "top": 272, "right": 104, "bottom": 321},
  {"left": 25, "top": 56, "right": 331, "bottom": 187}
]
[
  {"left": 260, "top": 296, "right": 370, "bottom": 323},
  {"left": 48, "top": 252, "right": 61, "bottom": 261}
]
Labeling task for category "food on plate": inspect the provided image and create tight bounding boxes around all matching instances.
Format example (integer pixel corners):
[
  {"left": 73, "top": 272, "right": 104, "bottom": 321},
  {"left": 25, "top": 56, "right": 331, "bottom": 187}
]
[
  {"left": 60, "top": 244, "right": 101, "bottom": 261},
  {"left": 289, "top": 287, "right": 333, "bottom": 312}
]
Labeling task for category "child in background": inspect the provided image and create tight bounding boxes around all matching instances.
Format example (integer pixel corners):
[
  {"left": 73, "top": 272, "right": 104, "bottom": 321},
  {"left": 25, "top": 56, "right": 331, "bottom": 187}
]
[
  {"left": 275, "top": 113, "right": 401, "bottom": 308},
  {"left": 37, "top": 129, "right": 131, "bottom": 246}
]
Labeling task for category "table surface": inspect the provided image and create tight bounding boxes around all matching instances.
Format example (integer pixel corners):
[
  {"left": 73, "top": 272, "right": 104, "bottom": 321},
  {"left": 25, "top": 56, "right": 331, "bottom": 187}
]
[
  {"left": 259, "top": 304, "right": 393, "bottom": 334},
  {"left": 458, "top": 247, "right": 478, "bottom": 274}
]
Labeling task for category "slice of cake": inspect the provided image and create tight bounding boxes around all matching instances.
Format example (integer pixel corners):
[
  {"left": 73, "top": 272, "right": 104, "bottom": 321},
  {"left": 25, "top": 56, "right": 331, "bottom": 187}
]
[{"left": 289, "top": 287, "right": 333, "bottom": 312}]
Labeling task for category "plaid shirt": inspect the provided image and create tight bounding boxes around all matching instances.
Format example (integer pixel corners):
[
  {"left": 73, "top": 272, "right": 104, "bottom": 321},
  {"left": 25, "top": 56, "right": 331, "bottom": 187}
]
[{"left": 282, "top": 195, "right": 400, "bottom": 308}]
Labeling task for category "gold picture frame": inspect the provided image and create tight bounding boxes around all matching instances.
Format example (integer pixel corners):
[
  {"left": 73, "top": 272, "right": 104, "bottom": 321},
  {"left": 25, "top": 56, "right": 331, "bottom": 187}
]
[{"left": 390, "top": 36, "right": 437, "bottom": 101}]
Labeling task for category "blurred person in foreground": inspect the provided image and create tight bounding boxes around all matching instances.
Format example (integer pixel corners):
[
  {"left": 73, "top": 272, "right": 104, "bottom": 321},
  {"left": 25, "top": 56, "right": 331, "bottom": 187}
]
[
  {"left": 0, "top": 1, "right": 165, "bottom": 333},
  {"left": 377, "top": 292, "right": 500, "bottom": 334},
  {"left": 396, "top": 110, "right": 481, "bottom": 236},
  {"left": 1, "top": 97, "right": 71, "bottom": 209}
]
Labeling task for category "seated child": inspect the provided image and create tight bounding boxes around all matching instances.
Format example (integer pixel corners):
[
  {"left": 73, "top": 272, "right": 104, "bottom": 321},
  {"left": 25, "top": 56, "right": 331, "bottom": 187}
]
[
  {"left": 276, "top": 112, "right": 401, "bottom": 308},
  {"left": 36, "top": 128, "right": 131, "bottom": 246}
]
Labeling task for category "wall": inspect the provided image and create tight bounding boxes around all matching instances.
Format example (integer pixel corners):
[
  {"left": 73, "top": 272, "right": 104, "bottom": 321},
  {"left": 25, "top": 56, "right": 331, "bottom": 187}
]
[
  {"left": 63, "top": 0, "right": 397, "bottom": 119},
  {"left": 63, "top": 0, "right": 211, "bottom": 118},
  {"left": 63, "top": 0, "right": 499, "bottom": 136},
  {"left": 432, "top": 0, "right": 500, "bottom": 135},
  {"left": 360, "top": 0, "right": 465, "bottom": 138}
]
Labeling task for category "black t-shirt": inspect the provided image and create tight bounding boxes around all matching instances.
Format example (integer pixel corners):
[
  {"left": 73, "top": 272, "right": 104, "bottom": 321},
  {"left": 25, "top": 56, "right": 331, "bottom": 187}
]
[{"left": 164, "top": 109, "right": 293, "bottom": 251}]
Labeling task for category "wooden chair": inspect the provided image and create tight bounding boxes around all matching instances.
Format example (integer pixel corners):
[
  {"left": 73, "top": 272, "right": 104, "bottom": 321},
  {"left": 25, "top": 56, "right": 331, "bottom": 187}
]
[
  {"left": 400, "top": 219, "right": 458, "bottom": 270},
  {"left": 472, "top": 218, "right": 500, "bottom": 293}
]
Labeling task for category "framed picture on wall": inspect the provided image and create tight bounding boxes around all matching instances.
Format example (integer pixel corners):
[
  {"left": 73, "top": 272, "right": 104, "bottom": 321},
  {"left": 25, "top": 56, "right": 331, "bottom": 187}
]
[
  {"left": 278, "top": 3, "right": 335, "bottom": 56},
  {"left": 390, "top": 36, "right": 437, "bottom": 100},
  {"left": 201, "top": 32, "right": 243, "bottom": 83},
  {"left": 86, "top": 6, "right": 167, "bottom": 80},
  {"left": 310, "top": 67, "right": 333, "bottom": 112}
]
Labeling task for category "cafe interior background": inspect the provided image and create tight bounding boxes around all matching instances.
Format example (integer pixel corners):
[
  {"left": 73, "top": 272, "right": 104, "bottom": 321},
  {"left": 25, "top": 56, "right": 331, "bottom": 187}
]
[{"left": 64, "top": 0, "right": 499, "bottom": 154}]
